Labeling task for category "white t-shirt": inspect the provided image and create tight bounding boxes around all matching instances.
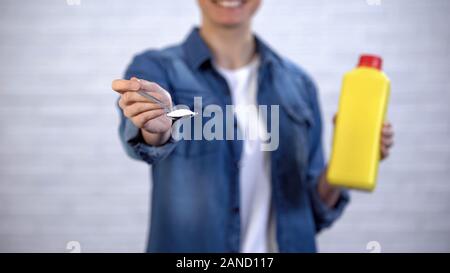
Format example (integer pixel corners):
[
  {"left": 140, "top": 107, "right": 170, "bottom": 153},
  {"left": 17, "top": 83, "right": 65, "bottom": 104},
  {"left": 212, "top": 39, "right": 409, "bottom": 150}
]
[{"left": 214, "top": 57, "right": 277, "bottom": 253}]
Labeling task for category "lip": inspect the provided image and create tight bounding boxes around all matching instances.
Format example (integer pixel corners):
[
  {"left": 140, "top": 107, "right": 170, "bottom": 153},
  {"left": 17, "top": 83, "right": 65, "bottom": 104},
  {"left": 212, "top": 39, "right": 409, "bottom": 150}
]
[{"left": 212, "top": 0, "right": 246, "bottom": 9}]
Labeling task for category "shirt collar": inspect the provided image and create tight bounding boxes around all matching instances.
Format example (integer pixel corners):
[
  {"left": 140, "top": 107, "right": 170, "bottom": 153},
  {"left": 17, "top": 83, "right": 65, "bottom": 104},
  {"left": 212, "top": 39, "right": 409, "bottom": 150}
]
[{"left": 182, "top": 27, "right": 281, "bottom": 70}]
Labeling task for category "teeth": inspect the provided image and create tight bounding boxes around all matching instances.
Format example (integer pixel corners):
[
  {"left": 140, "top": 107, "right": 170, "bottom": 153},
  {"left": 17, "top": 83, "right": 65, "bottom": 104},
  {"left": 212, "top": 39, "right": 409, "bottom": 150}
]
[{"left": 217, "top": 0, "right": 243, "bottom": 8}]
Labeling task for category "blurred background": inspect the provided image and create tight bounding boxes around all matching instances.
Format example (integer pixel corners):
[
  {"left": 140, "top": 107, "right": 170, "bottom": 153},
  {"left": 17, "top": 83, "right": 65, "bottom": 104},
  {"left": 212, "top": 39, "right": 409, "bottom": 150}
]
[{"left": 0, "top": 0, "right": 449, "bottom": 252}]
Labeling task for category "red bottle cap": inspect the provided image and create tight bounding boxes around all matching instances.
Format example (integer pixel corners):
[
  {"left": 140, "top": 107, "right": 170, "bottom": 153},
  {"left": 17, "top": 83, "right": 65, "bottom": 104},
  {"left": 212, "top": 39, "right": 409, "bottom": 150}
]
[{"left": 358, "top": 54, "right": 383, "bottom": 70}]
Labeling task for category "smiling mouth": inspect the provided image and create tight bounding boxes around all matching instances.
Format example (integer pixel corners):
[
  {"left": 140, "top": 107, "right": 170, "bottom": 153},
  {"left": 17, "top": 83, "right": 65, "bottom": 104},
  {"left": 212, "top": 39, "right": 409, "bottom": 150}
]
[{"left": 212, "top": 0, "right": 246, "bottom": 9}]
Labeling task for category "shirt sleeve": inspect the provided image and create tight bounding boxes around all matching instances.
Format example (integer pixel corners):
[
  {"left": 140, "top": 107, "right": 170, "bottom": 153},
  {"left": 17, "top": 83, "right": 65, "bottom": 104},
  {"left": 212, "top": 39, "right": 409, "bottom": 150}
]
[
  {"left": 302, "top": 73, "right": 350, "bottom": 233},
  {"left": 117, "top": 52, "right": 178, "bottom": 165}
]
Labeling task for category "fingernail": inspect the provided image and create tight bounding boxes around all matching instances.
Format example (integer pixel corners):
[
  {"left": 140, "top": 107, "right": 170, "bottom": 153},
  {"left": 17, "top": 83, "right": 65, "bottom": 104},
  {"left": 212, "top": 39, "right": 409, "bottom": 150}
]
[
  {"left": 131, "top": 77, "right": 141, "bottom": 83},
  {"left": 131, "top": 81, "right": 140, "bottom": 90}
]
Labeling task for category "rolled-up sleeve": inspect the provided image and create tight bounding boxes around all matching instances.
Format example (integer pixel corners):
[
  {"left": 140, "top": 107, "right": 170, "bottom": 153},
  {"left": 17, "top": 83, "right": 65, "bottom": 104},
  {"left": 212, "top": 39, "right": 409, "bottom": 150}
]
[
  {"left": 303, "top": 73, "right": 350, "bottom": 232},
  {"left": 117, "top": 52, "right": 178, "bottom": 165}
]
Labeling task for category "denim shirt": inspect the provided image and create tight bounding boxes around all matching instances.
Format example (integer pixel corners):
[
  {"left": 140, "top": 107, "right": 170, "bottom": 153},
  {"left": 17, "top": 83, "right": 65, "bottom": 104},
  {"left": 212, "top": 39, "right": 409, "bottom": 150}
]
[{"left": 118, "top": 28, "right": 349, "bottom": 253}]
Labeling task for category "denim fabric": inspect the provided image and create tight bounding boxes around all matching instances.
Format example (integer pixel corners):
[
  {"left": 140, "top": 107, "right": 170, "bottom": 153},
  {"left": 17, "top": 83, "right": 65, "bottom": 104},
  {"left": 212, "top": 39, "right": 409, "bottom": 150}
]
[{"left": 118, "top": 28, "right": 349, "bottom": 253}]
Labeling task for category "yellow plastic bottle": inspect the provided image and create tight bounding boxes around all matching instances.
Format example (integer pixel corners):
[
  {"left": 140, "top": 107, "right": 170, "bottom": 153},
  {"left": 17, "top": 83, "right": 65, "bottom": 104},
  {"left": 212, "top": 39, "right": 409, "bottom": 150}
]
[{"left": 327, "top": 54, "right": 390, "bottom": 191}]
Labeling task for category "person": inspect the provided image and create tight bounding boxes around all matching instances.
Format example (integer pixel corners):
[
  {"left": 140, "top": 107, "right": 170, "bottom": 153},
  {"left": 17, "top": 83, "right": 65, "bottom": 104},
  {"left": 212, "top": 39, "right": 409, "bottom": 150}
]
[{"left": 111, "top": 0, "right": 394, "bottom": 253}]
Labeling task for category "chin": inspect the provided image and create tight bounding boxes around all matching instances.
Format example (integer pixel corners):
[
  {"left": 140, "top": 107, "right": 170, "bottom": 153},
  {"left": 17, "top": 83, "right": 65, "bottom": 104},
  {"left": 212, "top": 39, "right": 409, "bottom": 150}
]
[{"left": 204, "top": 0, "right": 259, "bottom": 27}]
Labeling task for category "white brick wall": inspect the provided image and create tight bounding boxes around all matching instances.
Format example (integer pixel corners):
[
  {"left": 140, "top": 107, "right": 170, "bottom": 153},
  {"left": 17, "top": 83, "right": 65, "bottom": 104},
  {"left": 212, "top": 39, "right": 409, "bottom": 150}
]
[{"left": 0, "top": 0, "right": 449, "bottom": 252}]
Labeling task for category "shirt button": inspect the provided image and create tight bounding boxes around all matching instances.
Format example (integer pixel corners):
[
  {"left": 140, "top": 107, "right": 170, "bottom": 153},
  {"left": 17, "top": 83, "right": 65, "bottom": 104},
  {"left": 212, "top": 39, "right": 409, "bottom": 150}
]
[{"left": 232, "top": 207, "right": 239, "bottom": 213}]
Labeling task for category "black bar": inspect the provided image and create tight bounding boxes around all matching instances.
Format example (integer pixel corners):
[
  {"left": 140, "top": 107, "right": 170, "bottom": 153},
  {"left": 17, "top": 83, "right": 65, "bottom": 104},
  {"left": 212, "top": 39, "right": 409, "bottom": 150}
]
[{"left": 0, "top": 253, "right": 447, "bottom": 272}]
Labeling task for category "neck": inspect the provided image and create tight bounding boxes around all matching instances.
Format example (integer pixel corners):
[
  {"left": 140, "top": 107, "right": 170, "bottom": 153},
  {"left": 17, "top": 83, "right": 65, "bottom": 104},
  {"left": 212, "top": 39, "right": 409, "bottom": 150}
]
[{"left": 200, "top": 20, "right": 256, "bottom": 69}]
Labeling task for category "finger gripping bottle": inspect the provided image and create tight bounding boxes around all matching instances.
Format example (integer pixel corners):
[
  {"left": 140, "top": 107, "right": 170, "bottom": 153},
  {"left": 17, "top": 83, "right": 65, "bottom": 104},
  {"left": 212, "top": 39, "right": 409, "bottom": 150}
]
[{"left": 327, "top": 54, "right": 391, "bottom": 191}]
